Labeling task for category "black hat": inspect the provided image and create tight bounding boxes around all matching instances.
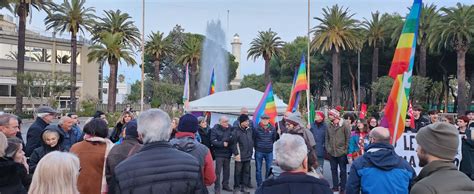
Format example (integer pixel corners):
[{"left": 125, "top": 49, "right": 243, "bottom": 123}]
[
  {"left": 125, "top": 119, "right": 138, "bottom": 138},
  {"left": 238, "top": 114, "right": 250, "bottom": 124},
  {"left": 178, "top": 114, "right": 199, "bottom": 133}
]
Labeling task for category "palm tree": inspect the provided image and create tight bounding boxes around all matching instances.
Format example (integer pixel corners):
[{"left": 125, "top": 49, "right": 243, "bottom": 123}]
[
  {"left": 9, "top": 0, "right": 52, "bottom": 114},
  {"left": 311, "top": 5, "right": 360, "bottom": 106},
  {"left": 418, "top": 4, "right": 440, "bottom": 77},
  {"left": 247, "top": 29, "right": 284, "bottom": 84},
  {"left": 363, "top": 11, "right": 388, "bottom": 105},
  {"left": 91, "top": 9, "right": 140, "bottom": 105},
  {"left": 429, "top": 3, "right": 474, "bottom": 114},
  {"left": 145, "top": 31, "right": 173, "bottom": 84},
  {"left": 44, "top": 0, "right": 96, "bottom": 112},
  {"left": 88, "top": 32, "right": 136, "bottom": 112},
  {"left": 177, "top": 35, "right": 202, "bottom": 100}
]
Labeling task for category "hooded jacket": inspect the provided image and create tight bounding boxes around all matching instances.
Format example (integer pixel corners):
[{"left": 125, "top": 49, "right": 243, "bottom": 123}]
[
  {"left": 346, "top": 143, "right": 416, "bottom": 194},
  {"left": 28, "top": 126, "right": 65, "bottom": 174},
  {"left": 170, "top": 132, "right": 216, "bottom": 186},
  {"left": 25, "top": 117, "right": 49, "bottom": 157}
]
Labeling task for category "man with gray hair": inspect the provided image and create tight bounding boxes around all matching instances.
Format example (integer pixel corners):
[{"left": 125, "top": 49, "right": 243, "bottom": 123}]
[
  {"left": 0, "top": 113, "right": 20, "bottom": 138},
  {"left": 25, "top": 106, "right": 58, "bottom": 156},
  {"left": 114, "top": 109, "right": 206, "bottom": 193},
  {"left": 57, "top": 116, "right": 83, "bottom": 151},
  {"left": 346, "top": 127, "right": 415, "bottom": 194},
  {"left": 211, "top": 115, "right": 234, "bottom": 193},
  {"left": 256, "top": 134, "right": 332, "bottom": 194}
]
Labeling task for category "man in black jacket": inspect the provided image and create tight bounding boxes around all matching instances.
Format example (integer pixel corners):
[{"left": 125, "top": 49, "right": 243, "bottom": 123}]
[
  {"left": 256, "top": 134, "right": 332, "bottom": 194},
  {"left": 413, "top": 105, "right": 429, "bottom": 132},
  {"left": 114, "top": 109, "right": 206, "bottom": 194},
  {"left": 210, "top": 116, "right": 234, "bottom": 193},
  {"left": 232, "top": 114, "right": 254, "bottom": 192},
  {"left": 25, "top": 106, "right": 57, "bottom": 157}
]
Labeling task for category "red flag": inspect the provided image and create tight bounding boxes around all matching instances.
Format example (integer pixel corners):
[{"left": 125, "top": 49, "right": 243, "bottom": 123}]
[
  {"left": 408, "top": 101, "right": 415, "bottom": 129},
  {"left": 359, "top": 103, "right": 367, "bottom": 119}
]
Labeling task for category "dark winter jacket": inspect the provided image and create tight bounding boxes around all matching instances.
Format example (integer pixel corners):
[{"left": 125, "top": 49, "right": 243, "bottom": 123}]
[
  {"left": 310, "top": 121, "right": 328, "bottom": 158},
  {"left": 29, "top": 126, "right": 65, "bottom": 174},
  {"left": 414, "top": 116, "right": 429, "bottom": 132},
  {"left": 58, "top": 124, "right": 83, "bottom": 151},
  {"left": 346, "top": 143, "right": 416, "bottom": 194},
  {"left": 171, "top": 132, "right": 216, "bottom": 186},
  {"left": 106, "top": 138, "right": 142, "bottom": 194},
  {"left": 411, "top": 160, "right": 474, "bottom": 194},
  {"left": 210, "top": 124, "right": 234, "bottom": 158},
  {"left": 232, "top": 125, "right": 254, "bottom": 161},
  {"left": 25, "top": 117, "right": 49, "bottom": 156},
  {"left": 198, "top": 126, "right": 212, "bottom": 149},
  {"left": 110, "top": 122, "right": 125, "bottom": 143},
  {"left": 253, "top": 123, "right": 277, "bottom": 153},
  {"left": 460, "top": 124, "right": 474, "bottom": 180},
  {"left": 256, "top": 172, "right": 332, "bottom": 194},
  {"left": 0, "top": 157, "right": 28, "bottom": 194},
  {"left": 113, "top": 141, "right": 206, "bottom": 194}
]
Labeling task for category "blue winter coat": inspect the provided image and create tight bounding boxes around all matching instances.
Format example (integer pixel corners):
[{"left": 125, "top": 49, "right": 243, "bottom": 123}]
[
  {"left": 346, "top": 143, "right": 416, "bottom": 194},
  {"left": 310, "top": 121, "right": 327, "bottom": 158}
]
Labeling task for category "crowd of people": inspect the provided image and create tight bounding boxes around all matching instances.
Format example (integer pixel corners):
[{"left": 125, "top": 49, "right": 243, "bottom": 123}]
[{"left": 0, "top": 105, "right": 473, "bottom": 194}]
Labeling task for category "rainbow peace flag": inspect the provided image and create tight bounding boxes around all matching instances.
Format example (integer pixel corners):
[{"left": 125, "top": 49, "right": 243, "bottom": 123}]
[
  {"left": 286, "top": 55, "right": 308, "bottom": 112},
  {"left": 208, "top": 68, "right": 216, "bottom": 95},
  {"left": 381, "top": 0, "right": 421, "bottom": 144},
  {"left": 254, "top": 83, "right": 278, "bottom": 127}
]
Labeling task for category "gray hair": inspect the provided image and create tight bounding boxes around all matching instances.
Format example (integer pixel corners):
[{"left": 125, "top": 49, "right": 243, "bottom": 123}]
[
  {"left": 274, "top": 134, "right": 308, "bottom": 171},
  {"left": 0, "top": 113, "right": 16, "bottom": 127},
  {"left": 58, "top": 116, "right": 72, "bottom": 126},
  {"left": 370, "top": 127, "right": 390, "bottom": 144},
  {"left": 137, "top": 109, "right": 171, "bottom": 144},
  {"left": 219, "top": 116, "right": 229, "bottom": 123}
]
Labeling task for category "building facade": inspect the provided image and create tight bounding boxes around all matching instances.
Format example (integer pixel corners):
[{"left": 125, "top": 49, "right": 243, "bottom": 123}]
[{"left": 0, "top": 14, "right": 99, "bottom": 111}]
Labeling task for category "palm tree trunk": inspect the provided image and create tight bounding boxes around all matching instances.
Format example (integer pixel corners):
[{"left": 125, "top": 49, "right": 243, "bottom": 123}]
[
  {"left": 264, "top": 57, "right": 271, "bottom": 84},
  {"left": 15, "top": 2, "right": 27, "bottom": 114},
  {"left": 108, "top": 57, "right": 119, "bottom": 112},
  {"left": 70, "top": 33, "right": 77, "bottom": 112},
  {"left": 348, "top": 63, "right": 358, "bottom": 111},
  {"left": 456, "top": 49, "right": 467, "bottom": 114},
  {"left": 370, "top": 47, "right": 379, "bottom": 106},
  {"left": 154, "top": 55, "right": 160, "bottom": 84},
  {"left": 332, "top": 50, "right": 341, "bottom": 106},
  {"left": 189, "top": 59, "right": 198, "bottom": 100},
  {"left": 99, "top": 64, "right": 103, "bottom": 103},
  {"left": 419, "top": 44, "right": 427, "bottom": 77}
]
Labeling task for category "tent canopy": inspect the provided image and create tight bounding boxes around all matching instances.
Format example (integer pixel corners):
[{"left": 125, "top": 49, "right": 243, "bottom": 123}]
[{"left": 187, "top": 87, "right": 288, "bottom": 115}]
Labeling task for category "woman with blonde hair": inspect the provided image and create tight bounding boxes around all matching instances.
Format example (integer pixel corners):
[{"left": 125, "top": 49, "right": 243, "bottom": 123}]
[
  {"left": 170, "top": 117, "right": 180, "bottom": 140},
  {"left": 110, "top": 111, "right": 134, "bottom": 143},
  {"left": 28, "top": 151, "right": 80, "bottom": 194}
]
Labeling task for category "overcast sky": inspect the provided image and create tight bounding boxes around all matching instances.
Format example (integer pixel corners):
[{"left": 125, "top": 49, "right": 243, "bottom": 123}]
[{"left": 1, "top": 0, "right": 470, "bottom": 83}]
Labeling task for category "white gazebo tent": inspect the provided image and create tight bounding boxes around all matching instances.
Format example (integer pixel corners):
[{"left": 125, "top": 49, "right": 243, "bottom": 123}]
[{"left": 187, "top": 87, "right": 288, "bottom": 126}]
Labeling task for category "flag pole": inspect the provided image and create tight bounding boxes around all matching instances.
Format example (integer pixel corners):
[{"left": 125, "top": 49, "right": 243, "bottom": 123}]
[
  {"left": 140, "top": 0, "right": 145, "bottom": 112},
  {"left": 306, "top": 0, "right": 311, "bottom": 124}
]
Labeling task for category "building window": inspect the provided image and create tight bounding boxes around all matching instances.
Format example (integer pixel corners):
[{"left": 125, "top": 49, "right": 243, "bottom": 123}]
[
  {"left": 0, "top": 85, "right": 9, "bottom": 96},
  {"left": 10, "top": 85, "right": 16, "bottom": 96}
]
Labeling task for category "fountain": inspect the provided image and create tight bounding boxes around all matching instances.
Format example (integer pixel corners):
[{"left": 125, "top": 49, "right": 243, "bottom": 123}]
[{"left": 199, "top": 20, "right": 229, "bottom": 98}]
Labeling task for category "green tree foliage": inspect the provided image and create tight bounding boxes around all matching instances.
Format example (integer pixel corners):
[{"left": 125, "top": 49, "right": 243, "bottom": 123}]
[
  {"left": 247, "top": 29, "right": 285, "bottom": 84},
  {"left": 44, "top": 0, "right": 96, "bottom": 112}
]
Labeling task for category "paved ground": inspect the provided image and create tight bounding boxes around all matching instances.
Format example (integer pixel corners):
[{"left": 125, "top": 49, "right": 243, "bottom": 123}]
[{"left": 20, "top": 118, "right": 343, "bottom": 194}]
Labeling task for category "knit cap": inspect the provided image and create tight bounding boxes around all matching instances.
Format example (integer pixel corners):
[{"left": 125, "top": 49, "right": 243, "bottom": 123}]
[
  {"left": 416, "top": 122, "right": 459, "bottom": 160},
  {"left": 238, "top": 114, "right": 250, "bottom": 124},
  {"left": 177, "top": 114, "right": 199, "bottom": 133}
]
